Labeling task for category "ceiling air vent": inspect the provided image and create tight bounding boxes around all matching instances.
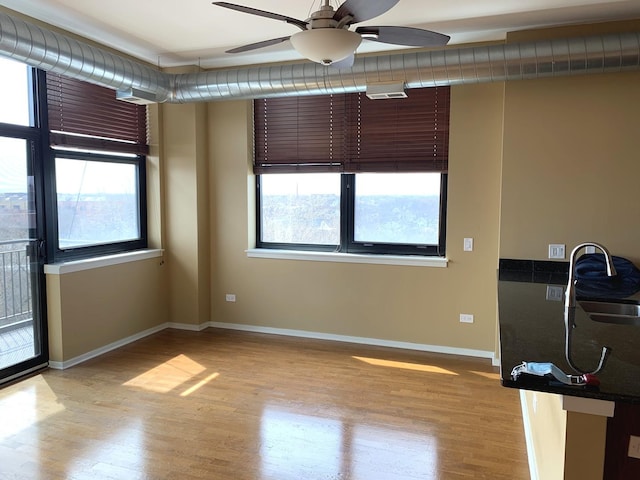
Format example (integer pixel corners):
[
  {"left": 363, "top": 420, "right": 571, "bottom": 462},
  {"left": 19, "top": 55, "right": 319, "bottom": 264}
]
[
  {"left": 366, "top": 82, "right": 407, "bottom": 100},
  {"left": 116, "top": 88, "right": 158, "bottom": 105}
]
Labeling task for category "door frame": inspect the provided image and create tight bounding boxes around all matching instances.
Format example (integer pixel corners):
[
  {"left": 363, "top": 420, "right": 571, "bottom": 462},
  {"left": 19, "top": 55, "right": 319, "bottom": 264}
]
[{"left": 0, "top": 68, "right": 49, "bottom": 385}]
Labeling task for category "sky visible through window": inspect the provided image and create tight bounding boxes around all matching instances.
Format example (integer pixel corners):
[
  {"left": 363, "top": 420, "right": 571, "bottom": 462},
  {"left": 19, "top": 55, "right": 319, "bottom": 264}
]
[
  {"left": 0, "top": 58, "right": 30, "bottom": 194},
  {"left": 261, "top": 172, "right": 441, "bottom": 196}
]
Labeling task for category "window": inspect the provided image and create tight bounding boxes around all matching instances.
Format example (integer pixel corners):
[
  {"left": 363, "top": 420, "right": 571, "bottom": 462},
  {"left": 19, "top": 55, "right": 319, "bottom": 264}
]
[
  {"left": 55, "top": 154, "right": 143, "bottom": 250},
  {"left": 0, "top": 57, "right": 33, "bottom": 126},
  {"left": 45, "top": 72, "right": 148, "bottom": 261},
  {"left": 259, "top": 173, "right": 340, "bottom": 247},
  {"left": 349, "top": 172, "right": 445, "bottom": 255},
  {"left": 255, "top": 88, "right": 449, "bottom": 256}
]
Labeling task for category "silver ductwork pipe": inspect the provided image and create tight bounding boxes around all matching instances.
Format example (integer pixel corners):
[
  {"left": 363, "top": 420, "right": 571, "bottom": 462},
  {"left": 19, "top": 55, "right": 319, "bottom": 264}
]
[
  {"left": 0, "top": 11, "right": 172, "bottom": 101},
  {"left": 173, "top": 32, "right": 640, "bottom": 102},
  {"left": 1, "top": 10, "right": 639, "bottom": 103}
]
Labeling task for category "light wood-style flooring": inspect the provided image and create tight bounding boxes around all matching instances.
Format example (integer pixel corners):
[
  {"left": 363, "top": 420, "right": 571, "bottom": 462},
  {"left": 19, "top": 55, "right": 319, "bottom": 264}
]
[{"left": 0, "top": 328, "right": 529, "bottom": 479}]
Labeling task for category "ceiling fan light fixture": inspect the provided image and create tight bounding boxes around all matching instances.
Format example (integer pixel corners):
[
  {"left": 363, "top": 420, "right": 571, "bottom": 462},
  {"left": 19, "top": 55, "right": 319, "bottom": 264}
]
[{"left": 290, "top": 28, "right": 362, "bottom": 65}]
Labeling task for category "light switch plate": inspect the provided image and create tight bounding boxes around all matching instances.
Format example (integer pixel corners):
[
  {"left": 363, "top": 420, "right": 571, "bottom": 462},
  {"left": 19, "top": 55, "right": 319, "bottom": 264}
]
[{"left": 463, "top": 238, "right": 473, "bottom": 252}]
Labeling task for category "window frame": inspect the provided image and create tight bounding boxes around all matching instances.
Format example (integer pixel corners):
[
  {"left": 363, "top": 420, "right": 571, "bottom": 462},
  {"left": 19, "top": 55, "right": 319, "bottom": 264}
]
[
  {"left": 40, "top": 71, "right": 148, "bottom": 263},
  {"left": 253, "top": 87, "right": 450, "bottom": 258},
  {"left": 256, "top": 172, "right": 448, "bottom": 257},
  {"left": 255, "top": 174, "right": 339, "bottom": 253},
  {"left": 46, "top": 149, "right": 147, "bottom": 262},
  {"left": 343, "top": 173, "right": 447, "bottom": 256}
]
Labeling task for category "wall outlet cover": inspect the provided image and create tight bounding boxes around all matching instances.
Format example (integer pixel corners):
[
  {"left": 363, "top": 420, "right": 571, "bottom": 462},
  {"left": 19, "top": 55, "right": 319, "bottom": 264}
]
[
  {"left": 548, "top": 244, "right": 566, "bottom": 259},
  {"left": 459, "top": 313, "right": 474, "bottom": 323}
]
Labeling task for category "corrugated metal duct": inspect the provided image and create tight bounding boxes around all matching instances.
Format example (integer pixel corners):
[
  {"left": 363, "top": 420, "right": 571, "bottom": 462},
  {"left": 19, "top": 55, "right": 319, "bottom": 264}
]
[{"left": 1, "top": 10, "right": 639, "bottom": 103}]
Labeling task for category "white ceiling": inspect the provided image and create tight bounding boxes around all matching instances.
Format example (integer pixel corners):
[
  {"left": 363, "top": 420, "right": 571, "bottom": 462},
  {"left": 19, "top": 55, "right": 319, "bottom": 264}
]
[{"left": 2, "top": 0, "right": 640, "bottom": 69}]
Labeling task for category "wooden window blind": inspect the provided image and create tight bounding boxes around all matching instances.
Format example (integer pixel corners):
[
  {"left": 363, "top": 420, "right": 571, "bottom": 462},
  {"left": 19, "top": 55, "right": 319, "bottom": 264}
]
[
  {"left": 253, "top": 86, "right": 450, "bottom": 174},
  {"left": 46, "top": 72, "right": 148, "bottom": 155},
  {"left": 254, "top": 94, "right": 346, "bottom": 173},
  {"left": 344, "top": 87, "right": 450, "bottom": 173}
]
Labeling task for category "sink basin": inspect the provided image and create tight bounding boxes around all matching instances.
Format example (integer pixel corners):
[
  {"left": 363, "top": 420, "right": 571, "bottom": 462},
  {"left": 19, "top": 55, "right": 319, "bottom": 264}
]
[{"left": 578, "top": 300, "right": 640, "bottom": 325}]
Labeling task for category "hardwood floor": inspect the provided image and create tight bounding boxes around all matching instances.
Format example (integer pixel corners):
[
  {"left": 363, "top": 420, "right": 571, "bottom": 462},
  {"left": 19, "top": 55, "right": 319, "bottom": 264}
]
[{"left": 0, "top": 328, "right": 529, "bottom": 480}]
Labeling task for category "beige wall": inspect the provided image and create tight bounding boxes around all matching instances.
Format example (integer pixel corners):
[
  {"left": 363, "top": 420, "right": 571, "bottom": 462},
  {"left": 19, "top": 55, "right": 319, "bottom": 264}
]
[
  {"left": 500, "top": 70, "right": 640, "bottom": 262},
  {"left": 162, "top": 101, "right": 211, "bottom": 326},
  {"left": 499, "top": 24, "right": 640, "bottom": 479},
  {"left": 41, "top": 18, "right": 640, "bottom": 366},
  {"left": 521, "top": 390, "right": 566, "bottom": 480},
  {"left": 207, "top": 82, "right": 505, "bottom": 352},
  {"left": 45, "top": 106, "right": 169, "bottom": 363},
  {"left": 46, "top": 257, "right": 168, "bottom": 362},
  {"left": 564, "top": 411, "right": 608, "bottom": 480}
]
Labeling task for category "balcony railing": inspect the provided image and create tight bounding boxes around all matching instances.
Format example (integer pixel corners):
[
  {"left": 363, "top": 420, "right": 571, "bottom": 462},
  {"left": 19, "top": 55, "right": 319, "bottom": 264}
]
[{"left": 0, "top": 239, "right": 33, "bottom": 330}]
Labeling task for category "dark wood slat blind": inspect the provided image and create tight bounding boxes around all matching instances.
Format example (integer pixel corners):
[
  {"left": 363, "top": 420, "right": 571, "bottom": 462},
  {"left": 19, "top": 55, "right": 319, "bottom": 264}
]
[
  {"left": 254, "top": 95, "right": 346, "bottom": 173},
  {"left": 47, "top": 72, "right": 148, "bottom": 154},
  {"left": 254, "top": 87, "right": 449, "bottom": 174},
  {"left": 344, "top": 87, "right": 450, "bottom": 173}
]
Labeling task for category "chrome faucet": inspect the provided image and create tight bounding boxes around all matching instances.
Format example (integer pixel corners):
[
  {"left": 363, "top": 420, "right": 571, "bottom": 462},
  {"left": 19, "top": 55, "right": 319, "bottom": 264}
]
[
  {"left": 564, "top": 242, "right": 617, "bottom": 375},
  {"left": 565, "top": 242, "right": 617, "bottom": 309}
]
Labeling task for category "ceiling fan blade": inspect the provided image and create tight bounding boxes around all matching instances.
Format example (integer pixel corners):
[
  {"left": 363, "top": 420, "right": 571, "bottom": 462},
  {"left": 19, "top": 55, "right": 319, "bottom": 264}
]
[
  {"left": 225, "top": 36, "right": 291, "bottom": 54},
  {"left": 356, "top": 26, "right": 450, "bottom": 47},
  {"left": 212, "top": 2, "right": 308, "bottom": 30},
  {"left": 329, "top": 54, "right": 355, "bottom": 69},
  {"left": 334, "top": 0, "right": 400, "bottom": 24}
]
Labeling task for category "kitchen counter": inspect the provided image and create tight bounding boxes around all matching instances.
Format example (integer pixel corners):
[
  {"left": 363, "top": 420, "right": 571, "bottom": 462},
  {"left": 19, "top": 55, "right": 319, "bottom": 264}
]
[{"left": 498, "top": 259, "right": 640, "bottom": 404}]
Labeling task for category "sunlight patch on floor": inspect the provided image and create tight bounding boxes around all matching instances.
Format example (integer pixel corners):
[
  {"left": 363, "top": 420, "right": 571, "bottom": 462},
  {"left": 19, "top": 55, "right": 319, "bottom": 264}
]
[
  {"left": 180, "top": 372, "right": 220, "bottom": 397},
  {"left": 469, "top": 370, "right": 501, "bottom": 380},
  {"left": 123, "top": 354, "right": 208, "bottom": 393},
  {"left": 353, "top": 356, "right": 458, "bottom": 375},
  {"left": 0, "top": 375, "right": 65, "bottom": 441}
]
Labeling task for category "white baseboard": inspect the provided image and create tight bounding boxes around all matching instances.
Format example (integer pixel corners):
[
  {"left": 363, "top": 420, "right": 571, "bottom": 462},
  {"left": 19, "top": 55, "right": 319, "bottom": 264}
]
[
  {"left": 48, "top": 321, "right": 212, "bottom": 369},
  {"left": 48, "top": 320, "right": 496, "bottom": 370},
  {"left": 209, "top": 321, "right": 495, "bottom": 360},
  {"left": 48, "top": 323, "right": 168, "bottom": 370},
  {"left": 166, "top": 322, "right": 209, "bottom": 332}
]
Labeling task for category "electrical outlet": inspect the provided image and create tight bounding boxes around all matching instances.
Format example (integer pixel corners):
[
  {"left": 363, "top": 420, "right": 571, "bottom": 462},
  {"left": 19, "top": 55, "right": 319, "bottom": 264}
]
[
  {"left": 548, "top": 244, "right": 566, "bottom": 259},
  {"left": 459, "top": 313, "right": 474, "bottom": 324},
  {"left": 628, "top": 435, "right": 640, "bottom": 459},
  {"left": 225, "top": 294, "right": 236, "bottom": 302},
  {"left": 463, "top": 237, "right": 474, "bottom": 252},
  {"left": 585, "top": 246, "right": 596, "bottom": 254}
]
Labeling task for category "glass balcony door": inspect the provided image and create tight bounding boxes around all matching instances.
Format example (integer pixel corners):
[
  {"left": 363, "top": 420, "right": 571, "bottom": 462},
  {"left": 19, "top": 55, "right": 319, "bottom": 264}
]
[{"left": 0, "top": 136, "right": 48, "bottom": 384}]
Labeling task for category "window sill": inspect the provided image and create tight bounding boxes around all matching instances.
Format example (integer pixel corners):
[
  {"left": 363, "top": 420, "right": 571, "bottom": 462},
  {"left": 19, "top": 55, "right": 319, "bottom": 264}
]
[
  {"left": 44, "top": 249, "right": 163, "bottom": 275},
  {"left": 245, "top": 249, "right": 448, "bottom": 267}
]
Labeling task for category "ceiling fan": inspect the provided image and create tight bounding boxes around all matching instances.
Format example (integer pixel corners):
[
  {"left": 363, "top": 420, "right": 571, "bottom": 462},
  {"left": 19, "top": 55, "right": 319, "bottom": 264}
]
[{"left": 212, "top": 0, "right": 450, "bottom": 68}]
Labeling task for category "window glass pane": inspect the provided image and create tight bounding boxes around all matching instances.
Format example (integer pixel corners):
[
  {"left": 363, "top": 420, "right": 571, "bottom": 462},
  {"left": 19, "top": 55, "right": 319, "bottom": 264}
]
[
  {"left": 354, "top": 173, "right": 441, "bottom": 245},
  {"left": 0, "top": 58, "right": 32, "bottom": 126},
  {"left": 261, "top": 173, "right": 340, "bottom": 245},
  {"left": 0, "top": 137, "right": 30, "bottom": 241},
  {"left": 56, "top": 157, "right": 140, "bottom": 249}
]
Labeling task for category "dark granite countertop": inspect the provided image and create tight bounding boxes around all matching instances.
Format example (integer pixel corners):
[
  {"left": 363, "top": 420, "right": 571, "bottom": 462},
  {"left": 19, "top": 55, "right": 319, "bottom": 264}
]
[{"left": 498, "top": 259, "right": 640, "bottom": 404}]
